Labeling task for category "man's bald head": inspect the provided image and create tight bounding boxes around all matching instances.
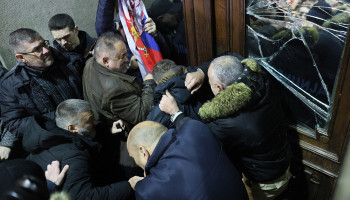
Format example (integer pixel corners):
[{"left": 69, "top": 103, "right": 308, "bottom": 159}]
[
  {"left": 127, "top": 121, "right": 167, "bottom": 154},
  {"left": 127, "top": 121, "right": 168, "bottom": 169}
]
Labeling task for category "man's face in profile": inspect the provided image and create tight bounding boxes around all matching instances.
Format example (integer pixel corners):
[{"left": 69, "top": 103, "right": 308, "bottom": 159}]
[
  {"left": 76, "top": 111, "right": 97, "bottom": 139},
  {"left": 18, "top": 38, "right": 54, "bottom": 69},
  {"left": 108, "top": 41, "right": 128, "bottom": 73}
]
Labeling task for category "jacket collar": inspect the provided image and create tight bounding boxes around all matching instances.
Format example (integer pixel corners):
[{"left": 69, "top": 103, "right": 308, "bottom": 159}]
[
  {"left": 22, "top": 115, "right": 101, "bottom": 155},
  {"left": 89, "top": 57, "right": 136, "bottom": 83},
  {"left": 198, "top": 59, "right": 266, "bottom": 121},
  {"left": 144, "top": 129, "right": 176, "bottom": 174},
  {"left": 198, "top": 82, "right": 252, "bottom": 121}
]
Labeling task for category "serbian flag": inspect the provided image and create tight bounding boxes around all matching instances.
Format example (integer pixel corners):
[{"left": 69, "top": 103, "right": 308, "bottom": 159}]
[{"left": 119, "top": 0, "right": 163, "bottom": 77}]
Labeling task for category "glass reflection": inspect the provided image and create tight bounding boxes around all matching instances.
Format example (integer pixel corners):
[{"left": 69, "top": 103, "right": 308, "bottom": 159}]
[
  {"left": 146, "top": 0, "right": 187, "bottom": 65},
  {"left": 246, "top": 0, "right": 350, "bottom": 130}
]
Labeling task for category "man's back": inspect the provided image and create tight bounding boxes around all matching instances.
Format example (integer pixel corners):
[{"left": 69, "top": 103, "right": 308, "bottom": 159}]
[
  {"left": 135, "top": 119, "right": 248, "bottom": 200},
  {"left": 201, "top": 68, "right": 290, "bottom": 183},
  {"left": 23, "top": 116, "right": 132, "bottom": 200}
]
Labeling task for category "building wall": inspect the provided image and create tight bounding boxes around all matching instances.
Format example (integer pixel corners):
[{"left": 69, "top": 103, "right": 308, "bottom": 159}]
[{"left": 0, "top": 0, "right": 99, "bottom": 69}]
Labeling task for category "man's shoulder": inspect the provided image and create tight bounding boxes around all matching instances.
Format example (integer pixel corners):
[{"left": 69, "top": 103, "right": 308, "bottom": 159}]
[
  {"left": 80, "top": 30, "right": 97, "bottom": 42},
  {"left": 52, "top": 48, "right": 84, "bottom": 74},
  {"left": 178, "top": 120, "right": 211, "bottom": 136},
  {"left": 0, "top": 64, "right": 27, "bottom": 89},
  {"left": 84, "top": 60, "right": 126, "bottom": 84},
  {"left": 53, "top": 48, "right": 82, "bottom": 64}
]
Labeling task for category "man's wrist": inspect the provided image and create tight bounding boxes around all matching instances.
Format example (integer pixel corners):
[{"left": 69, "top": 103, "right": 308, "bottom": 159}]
[
  {"left": 171, "top": 110, "right": 183, "bottom": 123},
  {"left": 197, "top": 68, "right": 203, "bottom": 73}
]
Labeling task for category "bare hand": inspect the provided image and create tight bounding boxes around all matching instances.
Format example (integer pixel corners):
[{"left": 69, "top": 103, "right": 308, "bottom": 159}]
[
  {"left": 144, "top": 73, "right": 154, "bottom": 81},
  {"left": 128, "top": 176, "right": 144, "bottom": 190},
  {"left": 129, "top": 56, "right": 139, "bottom": 69},
  {"left": 185, "top": 69, "right": 205, "bottom": 94},
  {"left": 111, "top": 120, "right": 125, "bottom": 134},
  {"left": 144, "top": 18, "right": 157, "bottom": 37},
  {"left": 159, "top": 90, "right": 179, "bottom": 115},
  {"left": 45, "top": 160, "right": 69, "bottom": 186},
  {"left": 0, "top": 146, "right": 11, "bottom": 161}
]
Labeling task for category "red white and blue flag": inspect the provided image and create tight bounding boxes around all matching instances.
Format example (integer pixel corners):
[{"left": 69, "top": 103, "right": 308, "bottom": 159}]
[{"left": 119, "top": 0, "right": 163, "bottom": 77}]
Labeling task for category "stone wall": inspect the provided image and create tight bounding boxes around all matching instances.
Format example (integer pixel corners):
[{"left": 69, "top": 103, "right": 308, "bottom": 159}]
[{"left": 0, "top": 0, "right": 98, "bottom": 69}]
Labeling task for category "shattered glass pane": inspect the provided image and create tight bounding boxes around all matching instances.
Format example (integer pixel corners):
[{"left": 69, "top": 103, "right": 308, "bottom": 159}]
[{"left": 246, "top": 0, "right": 350, "bottom": 132}]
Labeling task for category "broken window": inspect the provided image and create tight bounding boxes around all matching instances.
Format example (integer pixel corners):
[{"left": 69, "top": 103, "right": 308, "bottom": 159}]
[{"left": 246, "top": 0, "right": 350, "bottom": 132}]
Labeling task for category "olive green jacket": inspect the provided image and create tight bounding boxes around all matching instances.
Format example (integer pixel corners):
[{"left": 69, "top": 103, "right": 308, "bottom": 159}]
[{"left": 83, "top": 57, "right": 156, "bottom": 131}]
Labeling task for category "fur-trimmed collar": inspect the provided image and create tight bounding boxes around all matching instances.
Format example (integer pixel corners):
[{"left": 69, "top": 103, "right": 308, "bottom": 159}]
[
  {"left": 199, "top": 58, "right": 264, "bottom": 121},
  {"left": 199, "top": 82, "right": 252, "bottom": 121}
]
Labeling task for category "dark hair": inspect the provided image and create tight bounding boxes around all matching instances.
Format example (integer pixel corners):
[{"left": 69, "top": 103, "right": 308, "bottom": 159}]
[
  {"left": 8, "top": 28, "right": 41, "bottom": 54},
  {"left": 152, "top": 59, "right": 186, "bottom": 84},
  {"left": 48, "top": 13, "right": 75, "bottom": 31},
  {"left": 94, "top": 32, "right": 124, "bottom": 59}
]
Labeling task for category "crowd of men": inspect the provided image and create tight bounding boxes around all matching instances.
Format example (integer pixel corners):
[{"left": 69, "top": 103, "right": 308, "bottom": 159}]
[{"left": 0, "top": 0, "right": 292, "bottom": 200}]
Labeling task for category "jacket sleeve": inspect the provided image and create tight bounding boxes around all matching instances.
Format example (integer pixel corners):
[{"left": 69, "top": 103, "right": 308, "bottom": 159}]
[
  {"left": 107, "top": 79, "right": 156, "bottom": 127},
  {"left": 174, "top": 113, "right": 191, "bottom": 131},
  {"left": 95, "top": 0, "right": 117, "bottom": 37},
  {"left": 153, "top": 32, "right": 171, "bottom": 59},
  {"left": 0, "top": 88, "right": 32, "bottom": 147},
  {"left": 62, "top": 149, "right": 132, "bottom": 200}
]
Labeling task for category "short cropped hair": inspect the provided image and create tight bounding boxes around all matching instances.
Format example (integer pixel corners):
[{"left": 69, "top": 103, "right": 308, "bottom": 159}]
[
  {"left": 152, "top": 59, "right": 186, "bottom": 84},
  {"left": 55, "top": 99, "right": 92, "bottom": 130},
  {"left": 128, "top": 121, "right": 167, "bottom": 154},
  {"left": 48, "top": 13, "right": 75, "bottom": 31},
  {"left": 8, "top": 28, "right": 41, "bottom": 54},
  {"left": 94, "top": 32, "right": 124, "bottom": 60},
  {"left": 210, "top": 56, "right": 243, "bottom": 87}
]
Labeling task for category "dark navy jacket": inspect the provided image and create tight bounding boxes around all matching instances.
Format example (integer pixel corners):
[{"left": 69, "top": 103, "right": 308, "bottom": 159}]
[
  {"left": 135, "top": 119, "right": 248, "bottom": 200},
  {"left": 53, "top": 30, "right": 96, "bottom": 62},
  {"left": 146, "top": 73, "right": 204, "bottom": 128},
  {"left": 0, "top": 48, "right": 83, "bottom": 147}
]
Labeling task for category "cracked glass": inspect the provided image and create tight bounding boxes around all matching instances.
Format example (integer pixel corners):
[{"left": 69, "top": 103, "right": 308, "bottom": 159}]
[{"left": 246, "top": 0, "right": 350, "bottom": 132}]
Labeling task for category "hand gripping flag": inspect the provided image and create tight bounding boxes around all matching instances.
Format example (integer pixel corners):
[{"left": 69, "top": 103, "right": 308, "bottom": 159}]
[{"left": 119, "top": 0, "right": 163, "bottom": 77}]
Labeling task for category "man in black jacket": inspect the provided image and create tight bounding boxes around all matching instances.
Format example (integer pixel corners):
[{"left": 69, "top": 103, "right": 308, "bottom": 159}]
[
  {"left": 0, "top": 28, "right": 83, "bottom": 161},
  {"left": 48, "top": 13, "right": 96, "bottom": 62},
  {"left": 23, "top": 99, "right": 132, "bottom": 200},
  {"left": 160, "top": 55, "right": 291, "bottom": 200}
]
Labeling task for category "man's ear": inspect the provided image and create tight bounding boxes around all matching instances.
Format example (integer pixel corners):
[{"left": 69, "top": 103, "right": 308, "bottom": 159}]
[
  {"left": 15, "top": 54, "right": 26, "bottom": 63},
  {"left": 102, "top": 56, "right": 109, "bottom": 67},
  {"left": 74, "top": 26, "right": 79, "bottom": 34},
  {"left": 217, "top": 83, "right": 225, "bottom": 92},
  {"left": 67, "top": 124, "right": 78, "bottom": 133},
  {"left": 139, "top": 146, "right": 150, "bottom": 161}
]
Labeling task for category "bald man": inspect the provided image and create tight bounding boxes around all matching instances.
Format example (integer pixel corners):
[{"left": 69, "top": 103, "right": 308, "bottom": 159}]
[{"left": 127, "top": 120, "right": 248, "bottom": 200}]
